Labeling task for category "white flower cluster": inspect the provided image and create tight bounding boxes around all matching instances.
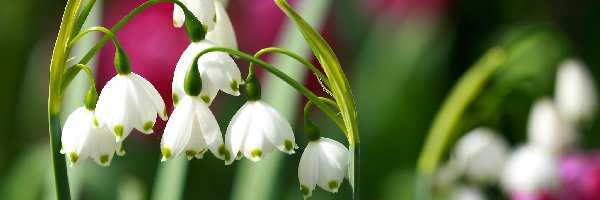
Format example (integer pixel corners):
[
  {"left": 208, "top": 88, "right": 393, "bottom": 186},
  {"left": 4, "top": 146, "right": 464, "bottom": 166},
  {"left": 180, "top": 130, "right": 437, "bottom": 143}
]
[{"left": 61, "top": 1, "right": 349, "bottom": 198}]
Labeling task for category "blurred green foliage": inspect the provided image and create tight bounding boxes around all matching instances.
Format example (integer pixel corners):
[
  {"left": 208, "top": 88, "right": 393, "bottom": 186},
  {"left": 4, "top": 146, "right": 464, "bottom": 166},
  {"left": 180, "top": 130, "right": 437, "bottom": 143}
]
[{"left": 1, "top": 0, "right": 600, "bottom": 199}]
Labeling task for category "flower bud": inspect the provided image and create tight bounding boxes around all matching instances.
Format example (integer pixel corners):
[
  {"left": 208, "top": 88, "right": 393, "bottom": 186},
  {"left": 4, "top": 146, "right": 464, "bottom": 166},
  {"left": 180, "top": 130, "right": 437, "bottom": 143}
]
[
  {"left": 185, "top": 14, "right": 206, "bottom": 43},
  {"left": 245, "top": 71, "right": 261, "bottom": 101},
  {"left": 184, "top": 58, "right": 202, "bottom": 97},
  {"left": 528, "top": 98, "right": 577, "bottom": 155},
  {"left": 114, "top": 46, "right": 131, "bottom": 75}
]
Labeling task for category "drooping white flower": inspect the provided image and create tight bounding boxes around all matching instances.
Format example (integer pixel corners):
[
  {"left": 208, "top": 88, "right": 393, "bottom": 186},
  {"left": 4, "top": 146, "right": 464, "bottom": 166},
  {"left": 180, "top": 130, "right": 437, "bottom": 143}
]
[
  {"left": 172, "top": 40, "right": 242, "bottom": 106},
  {"left": 452, "top": 127, "right": 509, "bottom": 184},
  {"left": 95, "top": 73, "right": 167, "bottom": 142},
  {"left": 298, "top": 137, "right": 348, "bottom": 199},
  {"left": 501, "top": 145, "right": 559, "bottom": 195},
  {"left": 61, "top": 107, "right": 123, "bottom": 167},
  {"left": 173, "top": 0, "right": 216, "bottom": 31},
  {"left": 205, "top": 0, "right": 238, "bottom": 50},
  {"left": 450, "top": 185, "right": 486, "bottom": 200},
  {"left": 555, "top": 59, "right": 598, "bottom": 124},
  {"left": 160, "top": 95, "right": 226, "bottom": 161},
  {"left": 224, "top": 100, "right": 297, "bottom": 164},
  {"left": 527, "top": 98, "right": 578, "bottom": 155}
]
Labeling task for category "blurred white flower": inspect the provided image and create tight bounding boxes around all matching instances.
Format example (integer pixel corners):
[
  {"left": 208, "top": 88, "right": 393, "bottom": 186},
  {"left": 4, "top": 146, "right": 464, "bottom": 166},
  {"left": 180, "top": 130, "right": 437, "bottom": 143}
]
[
  {"left": 61, "top": 107, "right": 122, "bottom": 167},
  {"left": 206, "top": 0, "right": 237, "bottom": 50},
  {"left": 528, "top": 98, "right": 578, "bottom": 155},
  {"left": 450, "top": 185, "right": 486, "bottom": 200},
  {"left": 95, "top": 73, "right": 167, "bottom": 142},
  {"left": 224, "top": 100, "right": 297, "bottom": 165},
  {"left": 555, "top": 59, "right": 598, "bottom": 125},
  {"left": 298, "top": 137, "right": 348, "bottom": 199},
  {"left": 172, "top": 40, "right": 242, "bottom": 106},
  {"left": 160, "top": 96, "right": 225, "bottom": 161},
  {"left": 173, "top": 0, "right": 216, "bottom": 31},
  {"left": 453, "top": 127, "right": 509, "bottom": 184},
  {"left": 501, "top": 145, "right": 559, "bottom": 195}
]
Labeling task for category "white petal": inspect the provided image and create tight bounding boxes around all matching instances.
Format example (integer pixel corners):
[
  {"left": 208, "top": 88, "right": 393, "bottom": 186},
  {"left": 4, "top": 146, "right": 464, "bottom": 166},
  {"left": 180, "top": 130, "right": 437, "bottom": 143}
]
[
  {"left": 256, "top": 101, "right": 296, "bottom": 154},
  {"left": 61, "top": 107, "right": 95, "bottom": 166},
  {"left": 527, "top": 99, "right": 577, "bottom": 155},
  {"left": 173, "top": 42, "right": 219, "bottom": 105},
  {"left": 130, "top": 73, "right": 167, "bottom": 120},
  {"left": 501, "top": 145, "right": 559, "bottom": 194},
  {"left": 200, "top": 49, "right": 242, "bottom": 96},
  {"left": 194, "top": 99, "right": 225, "bottom": 160},
  {"left": 161, "top": 97, "right": 195, "bottom": 161},
  {"left": 90, "top": 126, "right": 119, "bottom": 167},
  {"left": 298, "top": 142, "right": 319, "bottom": 199},
  {"left": 315, "top": 138, "right": 348, "bottom": 193},
  {"left": 185, "top": 0, "right": 216, "bottom": 31},
  {"left": 555, "top": 59, "right": 598, "bottom": 124},
  {"left": 183, "top": 114, "right": 208, "bottom": 160},
  {"left": 172, "top": 0, "right": 187, "bottom": 27},
  {"left": 96, "top": 75, "right": 137, "bottom": 142},
  {"left": 242, "top": 121, "right": 274, "bottom": 162},
  {"left": 452, "top": 127, "right": 508, "bottom": 184},
  {"left": 206, "top": 1, "right": 238, "bottom": 50},
  {"left": 225, "top": 102, "right": 252, "bottom": 164}
]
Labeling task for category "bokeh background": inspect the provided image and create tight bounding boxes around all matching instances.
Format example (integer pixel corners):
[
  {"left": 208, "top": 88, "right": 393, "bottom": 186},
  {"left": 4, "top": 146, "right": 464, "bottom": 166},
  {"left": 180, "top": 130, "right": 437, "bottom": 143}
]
[{"left": 1, "top": 0, "right": 600, "bottom": 199}]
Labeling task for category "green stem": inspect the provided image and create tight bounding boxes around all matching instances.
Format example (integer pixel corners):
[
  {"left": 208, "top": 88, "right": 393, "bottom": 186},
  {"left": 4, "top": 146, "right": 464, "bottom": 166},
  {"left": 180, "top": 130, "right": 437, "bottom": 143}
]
[
  {"left": 77, "top": 0, "right": 197, "bottom": 65},
  {"left": 417, "top": 48, "right": 507, "bottom": 176},
  {"left": 192, "top": 47, "right": 347, "bottom": 134},
  {"left": 61, "top": 64, "right": 97, "bottom": 99},
  {"left": 70, "top": 0, "right": 97, "bottom": 40},
  {"left": 49, "top": 0, "right": 83, "bottom": 198},
  {"left": 68, "top": 26, "right": 122, "bottom": 50},
  {"left": 252, "top": 47, "right": 330, "bottom": 88}
]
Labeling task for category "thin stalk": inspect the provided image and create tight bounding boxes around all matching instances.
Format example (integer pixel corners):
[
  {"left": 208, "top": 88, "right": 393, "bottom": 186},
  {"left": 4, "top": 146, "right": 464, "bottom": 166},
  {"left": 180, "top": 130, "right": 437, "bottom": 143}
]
[
  {"left": 68, "top": 26, "right": 121, "bottom": 50},
  {"left": 70, "top": 0, "right": 97, "bottom": 40},
  {"left": 253, "top": 47, "right": 330, "bottom": 88},
  {"left": 192, "top": 47, "right": 347, "bottom": 134},
  {"left": 49, "top": 0, "right": 83, "bottom": 198}
]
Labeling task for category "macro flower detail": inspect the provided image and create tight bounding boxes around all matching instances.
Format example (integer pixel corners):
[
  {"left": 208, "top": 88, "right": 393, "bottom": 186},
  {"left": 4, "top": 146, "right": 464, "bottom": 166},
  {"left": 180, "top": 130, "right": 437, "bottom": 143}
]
[
  {"left": 224, "top": 100, "right": 297, "bottom": 164},
  {"left": 61, "top": 107, "right": 121, "bottom": 167},
  {"left": 555, "top": 59, "right": 598, "bottom": 125},
  {"left": 173, "top": 0, "right": 216, "bottom": 31},
  {"left": 298, "top": 137, "right": 349, "bottom": 199},
  {"left": 95, "top": 73, "right": 167, "bottom": 142},
  {"left": 172, "top": 40, "right": 242, "bottom": 106},
  {"left": 206, "top": 0, "right": 238, "bottom": 50},
  {"left": 160, "top": 96, "right": 225, "bottom": 161}
]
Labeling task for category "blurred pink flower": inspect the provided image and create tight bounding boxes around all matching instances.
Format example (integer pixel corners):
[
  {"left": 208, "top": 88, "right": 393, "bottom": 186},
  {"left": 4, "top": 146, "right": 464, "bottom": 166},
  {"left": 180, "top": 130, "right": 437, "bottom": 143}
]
[
  {"left": 559, "top": 152, "right": 600, "bottom": 200},
  {"left": 511, "top": 191, "right": 556, "bottom": 200}
]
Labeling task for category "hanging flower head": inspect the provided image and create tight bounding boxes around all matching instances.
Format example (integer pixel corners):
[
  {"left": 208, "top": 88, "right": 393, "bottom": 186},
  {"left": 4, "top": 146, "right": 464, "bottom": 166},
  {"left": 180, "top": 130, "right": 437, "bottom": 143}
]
[
  {"left": 173, "top": 0, "right": 216, "bottom": 31},
  {"left": 95, "top": 48, "right": 167, "bottom": 143},
  {"left": 555, "top": 59, "right": 598, "bottom": 125},
  {"left": 298, "top": 137, "right": 349, "bottom": 199},
  {"left": 527, "top": 98, "right": 577, "bottom": 155},
  {"left": 452, "top": 127, "right": 509, "bottom": 184},
  {"left": 172, "top": 40, "right": 242, "bottom": 106},
  {"left": 61, "top": 107, "right": 124, "bottom": 167},
  {"left": 225, "top": 71, "right": 297, "bottom": 164},
  {"left": 161, "top": 54, "right": 227, "bottom": 161},
  {"left": 206, "top": 0, "right": 238, "bottom": 50}
]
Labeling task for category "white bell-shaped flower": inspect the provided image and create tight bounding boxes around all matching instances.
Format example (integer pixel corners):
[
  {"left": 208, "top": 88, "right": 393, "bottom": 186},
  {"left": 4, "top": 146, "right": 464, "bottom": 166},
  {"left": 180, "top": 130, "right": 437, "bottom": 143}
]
[
  {"left": 172, "top": 40, "right": 242, "bottom": 106},
  {"left": 501, "top": 145, "right": 559, "bottom": 195},
  {"left": 160, "top": 95, "right": 226, "bottom": 161},
  {"left": 452, "top": 127, "right": 509, "bottom": 184},
  {"left": 527, "top": 98, "right": 578, "bottom": 155},
  {"left": 206, "top": 0, "right": 238, "bottom": 50},
  {"left": 555, "top": 59, "right": 598, "bottom": 124},
  {"left": 224, "top": 100, "right": 297, "bottom": 164},
  {"left": 298, "top": 137, "right": 348, "bottom": 199},
  {"left": 61, "top": 107, "right": 122, "bottom": 167},
  {"left": 95, "top": 73, "right": 167, "bottom": 142},
  {"left": 173, "top": 0, "right": 215, "bottom": 31}
]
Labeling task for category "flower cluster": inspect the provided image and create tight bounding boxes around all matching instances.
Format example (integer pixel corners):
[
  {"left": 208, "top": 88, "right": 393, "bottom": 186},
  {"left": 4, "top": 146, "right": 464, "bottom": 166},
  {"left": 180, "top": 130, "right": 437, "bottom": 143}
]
[{"left": 60, "top": 0, "right": 350, "bottom": 199}]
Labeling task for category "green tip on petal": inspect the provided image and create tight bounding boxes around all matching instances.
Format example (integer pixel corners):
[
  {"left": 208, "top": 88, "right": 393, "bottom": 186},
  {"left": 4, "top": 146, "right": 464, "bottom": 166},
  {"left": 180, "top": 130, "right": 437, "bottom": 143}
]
[
  {"left": 328, "top": 180, "right": 339, "bottom": 191},
  {"left": 118, "top": 145, "right": 126, "bottom": 156},
  {"left": 69, "top": 152, "right": 79, "bottom": 165},
  {"left": 201, "top": 95, "right": 211, "bottom": 104},
  {"left": 300, "top": 185, "right": 310, "bottom": 197},
  {"left": 114, "top": 125, "right": 124, "bottom": 139},
  {"left": 162, "top": 147, "right": 172, "bottom": 160},
  {"left": 236, "top": 151, "right": 242, "bottom": 158},
  {"left": 285, "top": 140, "right": 294, "bottom": 152},
  {"left": 230, "top": 80, "right": 239, "bottom": 92},
  {"left": 185, "top": 150, "right": 197, "bottom": 160},
  {"left": 173, "top": 19, "right": 178, "bottom": 26},
  {"left": 250, "top": 149, "right": 262, "bottom": 158},
  {"left": 100, "top": 154, "right": 110, "bottom": 165},
  {"left": 93, "top": 118, "right": 99, "bottom": 127},
  {"left": 143, "top": 121, "right": 154, "bottom": 132},
  {"left": 213, "top": 14, "right": 217, "bottom": 22},
  {"left": 172, "top": 93, "right": 179, "bottom": 106},
  {"left": 218, "top": 145, "right": 231, "bottom": 161}
]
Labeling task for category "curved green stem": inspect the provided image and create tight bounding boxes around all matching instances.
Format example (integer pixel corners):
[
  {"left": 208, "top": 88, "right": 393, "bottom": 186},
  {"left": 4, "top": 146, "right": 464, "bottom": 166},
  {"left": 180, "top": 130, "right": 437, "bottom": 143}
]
[
  {"left": 417, "top": 48, "right": 507, "bottom": 175},
  {"left": 192, "top": 47, "right": 347, "bottom": 134},
  {"left": 61, "top": 64, "right": 97, "bottom": 98},
  {"left": 70, "top": 0, "right": 97, "bottom": 40},
  {"left": 77, "top": 0, "right": 196, "bottom": 65},
  {"left": 49, "top": 0, "right": 84, "bottom": 199},
  {"left": 252, "top": 47, "right": 330, "bottom": 88},
  {"left": 68, "top": 26, "right": 121, "bottom": 50}
]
